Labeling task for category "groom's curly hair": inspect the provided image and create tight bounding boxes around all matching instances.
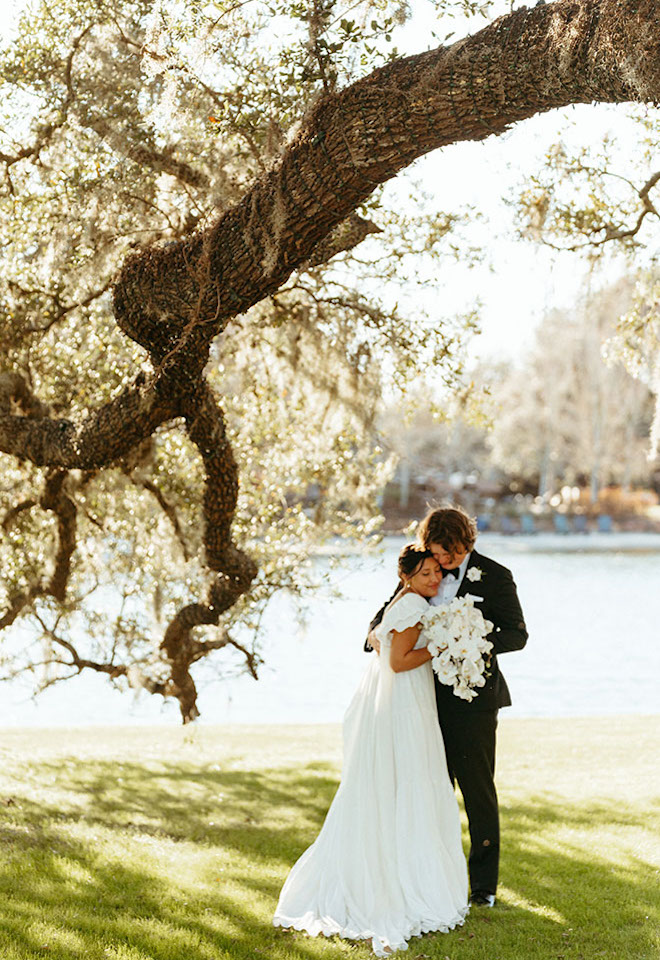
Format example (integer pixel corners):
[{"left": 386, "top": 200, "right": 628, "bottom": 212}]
[{"left": 417, "top": 505, "right": 477, "bottom": 553}]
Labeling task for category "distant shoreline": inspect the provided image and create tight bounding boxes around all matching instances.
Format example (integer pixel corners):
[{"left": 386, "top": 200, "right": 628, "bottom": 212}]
[
  {"left": 313, "top": 530, "right": 660, "bottom": 556},
  {"left": 479, "top": 530, "right": 660, "bottom": 553},
  {"left": 1, "top": 711, "right": 659, "bottom": 733}
]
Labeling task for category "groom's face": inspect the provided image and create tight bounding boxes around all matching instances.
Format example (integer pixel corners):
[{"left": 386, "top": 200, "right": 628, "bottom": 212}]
[{"left": 428, "top": 541, "right": 469, "bottom": 569}]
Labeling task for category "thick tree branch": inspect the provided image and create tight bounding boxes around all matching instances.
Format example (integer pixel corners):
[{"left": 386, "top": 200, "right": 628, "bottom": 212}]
[
  {"left": 0, "top": 373, "right": 175, "bottom": 468},
  {"left": 0, "top": 469, "right": 78, "bottom": 623},
  {"left": 113, "top": 0, "right": 659, "bottom": 366},
  {"left": 156, "top": 383, "right": 258, "bottom": 722},
  {"left": 5, "top": 0, "right": 658, "bottom": 471},
  {"left": 40, "top": 470, "right": 78, "bottom": 603}
]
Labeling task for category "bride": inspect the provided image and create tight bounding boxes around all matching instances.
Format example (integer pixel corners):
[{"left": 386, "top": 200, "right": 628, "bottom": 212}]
[{"left": 273, "top": 544, "right": 469, "bottom": 956}]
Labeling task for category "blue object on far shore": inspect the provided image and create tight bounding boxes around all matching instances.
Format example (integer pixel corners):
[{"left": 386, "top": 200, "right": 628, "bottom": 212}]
[
  {"left": 520, "top": 514, "right": 536, "bottom": 535},
  {"left": 553, "top": 513, "right": 570, "bottom": 534},
  {"left": 500, "top": 516, "right": 517, "bottom": 535},
  {"left": 597, "top": 514, "right": 613, "bottom": 533},
  {"left": 573, "top": 514, "right": 588, "bottom": 534},
  {"left": 477, "top": 514, "right": 491, "bottom": 532}
]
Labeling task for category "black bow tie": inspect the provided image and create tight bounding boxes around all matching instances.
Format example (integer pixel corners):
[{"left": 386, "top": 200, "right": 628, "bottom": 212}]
[{"left": 442, "top": 566, "right": 461, "bottom": 578}]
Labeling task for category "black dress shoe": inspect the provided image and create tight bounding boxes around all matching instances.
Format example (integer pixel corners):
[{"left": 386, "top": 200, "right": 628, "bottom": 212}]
[{"left": 469, "top": 892, "right": 496, "bottom": 907}]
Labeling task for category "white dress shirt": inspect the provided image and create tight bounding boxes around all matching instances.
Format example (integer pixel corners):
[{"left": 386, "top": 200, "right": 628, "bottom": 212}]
[{"left": 429, "top": 552, "right": 471, "bottom": 606}]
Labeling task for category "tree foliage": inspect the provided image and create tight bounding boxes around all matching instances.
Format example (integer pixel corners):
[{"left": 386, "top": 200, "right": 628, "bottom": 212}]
[{"left": 0, "top": 0, "right": 483, "bottom": 719}]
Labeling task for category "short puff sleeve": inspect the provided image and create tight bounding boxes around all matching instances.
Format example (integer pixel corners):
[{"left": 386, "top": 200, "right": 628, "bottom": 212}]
[{"left": 377, "top": 593, "right": 429, "bottom": 648}]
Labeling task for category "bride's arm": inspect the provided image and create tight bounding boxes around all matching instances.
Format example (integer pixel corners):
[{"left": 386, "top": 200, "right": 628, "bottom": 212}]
[{"left": 390, "top": 625, "right": 432, "bottom": 673}]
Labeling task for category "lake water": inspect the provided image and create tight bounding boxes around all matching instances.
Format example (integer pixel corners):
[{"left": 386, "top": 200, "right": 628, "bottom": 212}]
[{"left": 2, "top": 533, "right": 659, "bottom": 726}]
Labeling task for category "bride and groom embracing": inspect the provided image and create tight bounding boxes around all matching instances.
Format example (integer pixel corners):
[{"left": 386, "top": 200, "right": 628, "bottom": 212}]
[{"left": 274, "top": 506, "right": 528, "bottom": 956}]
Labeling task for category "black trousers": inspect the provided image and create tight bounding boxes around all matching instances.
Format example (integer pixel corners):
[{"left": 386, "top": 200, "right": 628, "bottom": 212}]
[{"left": 437, "top": 707, "right": 499, "bottom": 896}]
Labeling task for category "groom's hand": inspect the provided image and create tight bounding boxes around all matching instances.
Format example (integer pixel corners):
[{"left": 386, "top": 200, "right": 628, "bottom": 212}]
[{"left": 368, "top": 630, "right": 381, "bottom": 655}]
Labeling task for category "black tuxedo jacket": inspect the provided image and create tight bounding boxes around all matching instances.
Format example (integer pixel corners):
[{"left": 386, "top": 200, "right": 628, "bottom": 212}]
[{"left": 366, "top": 549, "right": 527, "bottom": 713}]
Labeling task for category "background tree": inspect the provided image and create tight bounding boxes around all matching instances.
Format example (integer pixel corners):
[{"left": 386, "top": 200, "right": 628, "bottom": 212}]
[
  {"left": 1, "top": 0, "right": 660, "bottom": 720},
  {"left": 381, "top": 280, "right": 655, "bottom": 513},
  {"left": 487, "top": 279, "right": 655, "bottom": 500},
  {"left": 514, "top": 101, "right": 660, "bottom": 455}
]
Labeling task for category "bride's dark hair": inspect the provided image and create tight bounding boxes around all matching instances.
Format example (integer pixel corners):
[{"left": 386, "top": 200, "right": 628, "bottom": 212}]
[{"left": 397, "top": 544, "right": 435, "bottom": 581}]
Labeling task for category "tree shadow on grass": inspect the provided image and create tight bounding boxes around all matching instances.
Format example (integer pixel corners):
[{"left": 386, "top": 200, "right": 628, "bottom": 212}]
[
  {"left": 0, "top": 758, "right": 343, "bottom": 960},
  {"left": 481, "top": 797, "right": 660, "bottom": 960},
  {"left": 0, "top": 757, "right": 658, "bottom": 959},
  {"left": 10, "top": 757, "right": 337, "bottom": 848}
]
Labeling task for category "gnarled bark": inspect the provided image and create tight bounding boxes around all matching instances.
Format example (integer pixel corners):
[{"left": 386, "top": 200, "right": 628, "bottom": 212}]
[
  {"left": 0, "top": 468, "right": 80, "bottom": 627},
  {"left": 112, "top": 0, "right": 659, "bottom": 363}
]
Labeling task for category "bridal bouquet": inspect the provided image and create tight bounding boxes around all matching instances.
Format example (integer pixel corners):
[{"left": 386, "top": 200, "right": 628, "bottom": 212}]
[{"left": 421, "top": 597, "right": 494, "bottom": 701}]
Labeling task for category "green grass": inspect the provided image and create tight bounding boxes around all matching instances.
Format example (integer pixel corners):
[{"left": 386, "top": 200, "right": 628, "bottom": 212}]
[{"left": 0, "top": 717, "right": 657, "bottom": 960}]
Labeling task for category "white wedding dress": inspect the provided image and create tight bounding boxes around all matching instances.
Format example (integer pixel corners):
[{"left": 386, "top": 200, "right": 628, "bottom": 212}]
[{"left": 273, "top": 592, "right": 469, "bottom": 956}]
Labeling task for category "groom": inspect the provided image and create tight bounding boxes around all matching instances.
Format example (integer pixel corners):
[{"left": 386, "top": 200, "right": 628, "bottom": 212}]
[{"left": 366, "top": 505, "right": 527, "bottom": 907}]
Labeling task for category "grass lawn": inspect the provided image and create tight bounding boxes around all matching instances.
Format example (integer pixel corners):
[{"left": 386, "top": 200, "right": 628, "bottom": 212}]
[{"left": 0, "top": 716, "right": 657, "bottom": 960}]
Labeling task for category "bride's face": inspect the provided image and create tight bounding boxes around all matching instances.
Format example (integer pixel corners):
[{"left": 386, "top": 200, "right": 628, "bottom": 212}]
[{"left": 406, "top": 557, "right": 443, "bottom": 597}]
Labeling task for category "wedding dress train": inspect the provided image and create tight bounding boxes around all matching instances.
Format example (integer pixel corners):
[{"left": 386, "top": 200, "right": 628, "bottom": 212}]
[{"left": 273, "top": 592, "right": 469, "bottom": 956}]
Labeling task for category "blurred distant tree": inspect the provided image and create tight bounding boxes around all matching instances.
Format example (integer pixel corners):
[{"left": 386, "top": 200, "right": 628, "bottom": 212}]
[
  {"left": 385, "top": 283, "right": 655, "bottom": 508},
  {"left": 382, "top": 377, "right": 493, "bottom": 509},
  {"left": 1, "top": 0, "right": 660, "bottom": 719},
  {"left": 487, "top": 280, "right": 655, "bottom": 500},
  {"left": 515, "top": 106, "right": 660, "bottom": 457}
]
